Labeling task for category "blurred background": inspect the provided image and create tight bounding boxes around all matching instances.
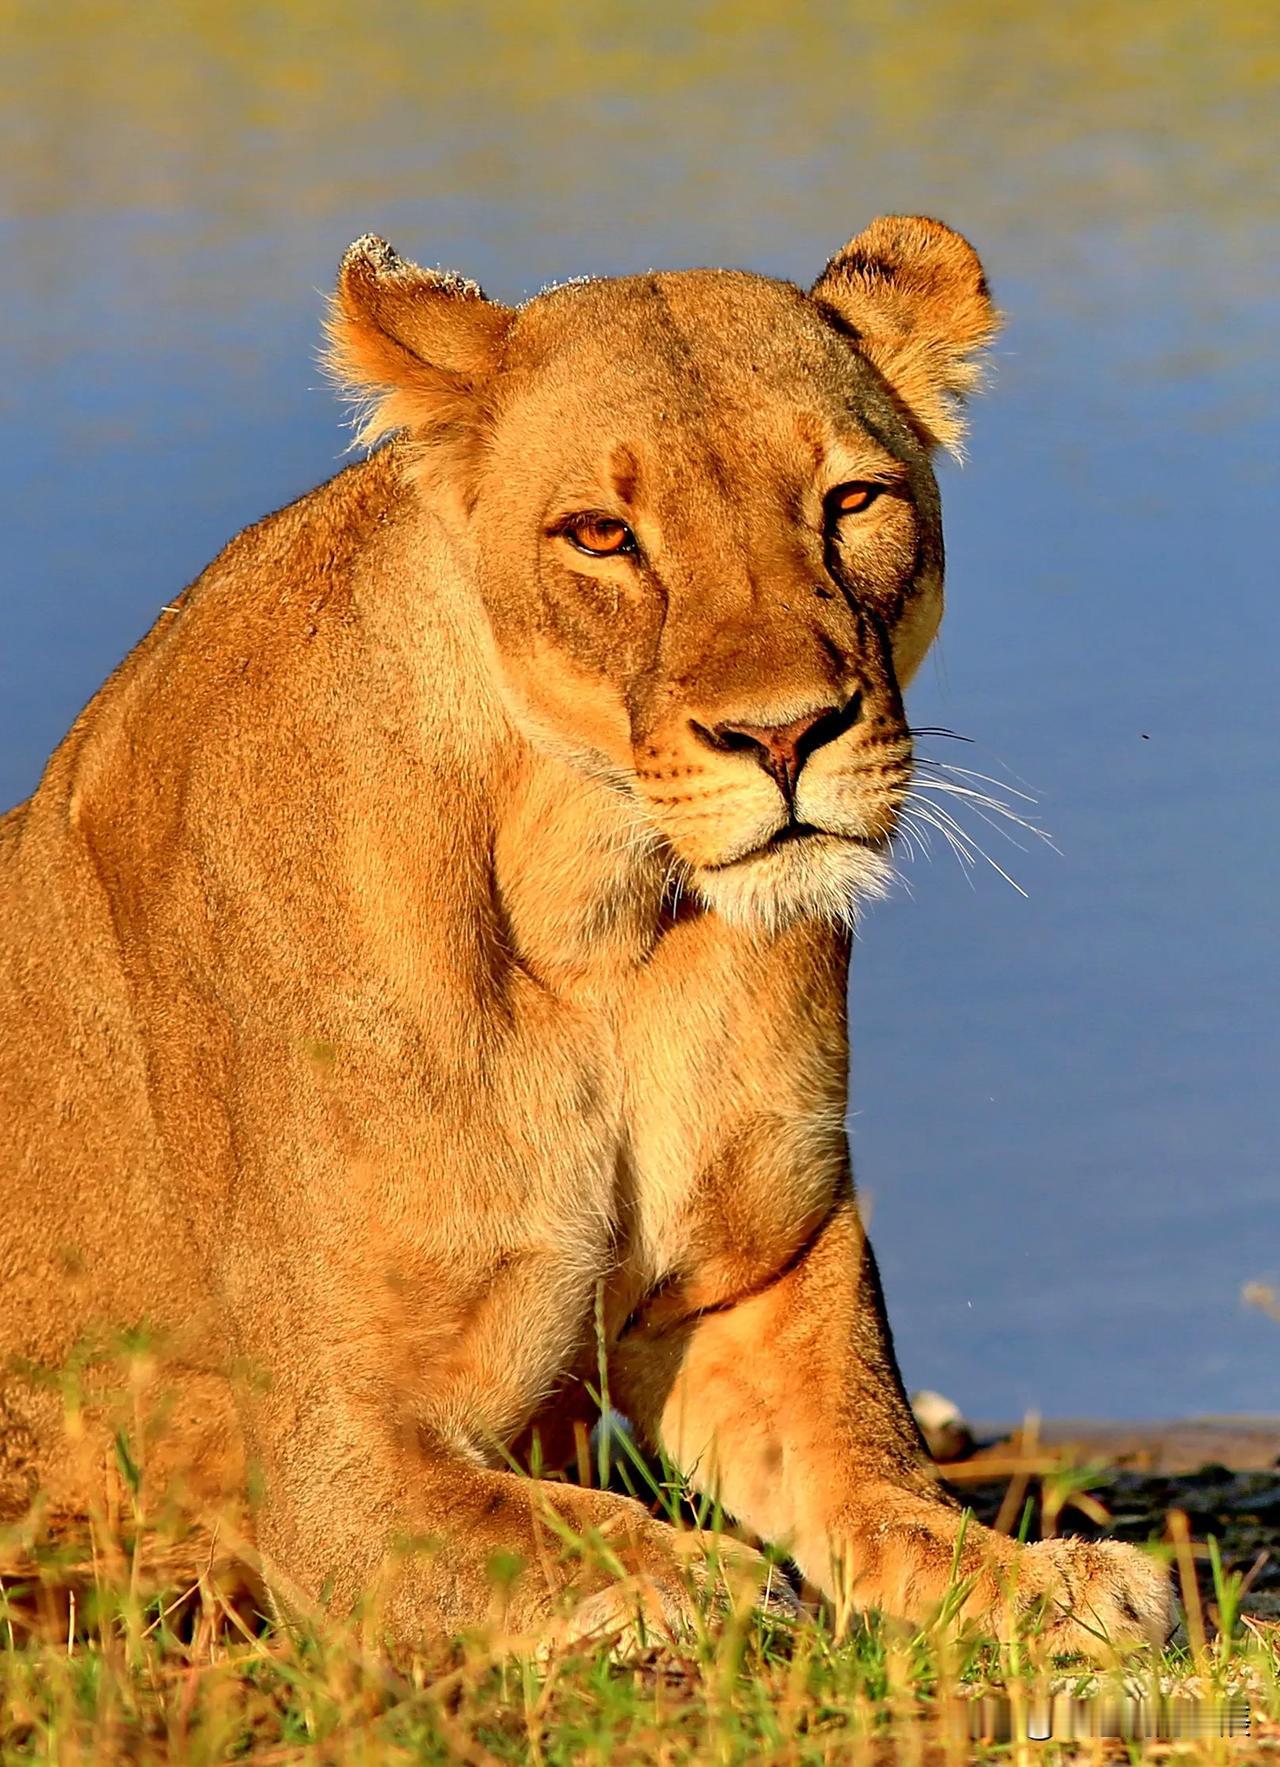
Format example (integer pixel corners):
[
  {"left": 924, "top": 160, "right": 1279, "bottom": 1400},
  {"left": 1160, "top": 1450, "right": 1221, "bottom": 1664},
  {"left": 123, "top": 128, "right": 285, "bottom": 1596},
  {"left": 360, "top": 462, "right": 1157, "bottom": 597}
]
[{"left": 1, "top": 0, "right": 1275, "bottom": 1421}]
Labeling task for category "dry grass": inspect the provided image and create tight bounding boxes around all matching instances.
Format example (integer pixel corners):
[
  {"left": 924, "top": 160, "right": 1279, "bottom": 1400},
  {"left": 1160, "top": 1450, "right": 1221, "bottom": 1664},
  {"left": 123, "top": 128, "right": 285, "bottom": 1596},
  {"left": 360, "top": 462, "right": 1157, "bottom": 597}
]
[
  {"left": 1, "top": 1437, "right": 1278, "bottom": 1764},
  {"left": 1, "top": 1354, "right": 1276, "bottom": 1761}
]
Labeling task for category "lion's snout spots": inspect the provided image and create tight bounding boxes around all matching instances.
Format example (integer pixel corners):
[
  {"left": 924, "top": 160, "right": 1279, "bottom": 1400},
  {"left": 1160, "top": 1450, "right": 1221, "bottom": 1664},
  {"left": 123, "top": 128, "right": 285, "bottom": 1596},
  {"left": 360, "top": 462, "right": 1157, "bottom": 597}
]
[{"left": 633, "top": 764, "right": 705, "bottom": 783}]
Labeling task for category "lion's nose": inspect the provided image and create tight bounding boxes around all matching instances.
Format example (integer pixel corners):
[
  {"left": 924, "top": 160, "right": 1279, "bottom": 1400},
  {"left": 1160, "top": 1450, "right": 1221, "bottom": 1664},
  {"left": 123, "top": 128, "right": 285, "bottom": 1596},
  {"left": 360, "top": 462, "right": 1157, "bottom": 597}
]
[{"left": 693, "top": 695, "right": 862, "bottom": 802}]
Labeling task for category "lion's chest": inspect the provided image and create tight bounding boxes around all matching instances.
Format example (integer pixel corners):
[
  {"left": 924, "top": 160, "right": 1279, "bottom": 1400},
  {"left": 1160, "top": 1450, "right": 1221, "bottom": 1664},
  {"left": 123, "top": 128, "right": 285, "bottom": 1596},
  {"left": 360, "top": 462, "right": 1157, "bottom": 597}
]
[
  {"left": 393, "top": 921, "right": 847, "bottom": 1447},
  {"left": 457, "top": 950, "right": 835, "bottom": 1307}
]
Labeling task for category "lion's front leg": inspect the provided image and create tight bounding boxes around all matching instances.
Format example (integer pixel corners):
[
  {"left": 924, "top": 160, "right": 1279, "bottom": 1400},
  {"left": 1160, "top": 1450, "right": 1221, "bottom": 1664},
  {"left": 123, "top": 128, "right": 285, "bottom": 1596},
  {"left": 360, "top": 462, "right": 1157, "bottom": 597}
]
[
  {"left": 218, "top": 1210, "right": 783, "bottom": 1658},
  {"left": 612, "top": 1198, "right": 1173, "bottom": 1656},
  {"left": 234, "top": 1345, "right": 782, "bottom": 1657}
]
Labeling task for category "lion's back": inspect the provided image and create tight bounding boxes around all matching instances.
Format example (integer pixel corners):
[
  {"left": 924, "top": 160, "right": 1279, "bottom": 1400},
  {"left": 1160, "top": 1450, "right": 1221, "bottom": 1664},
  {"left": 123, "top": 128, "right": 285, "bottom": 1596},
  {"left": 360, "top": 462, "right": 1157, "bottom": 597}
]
[
  {"left": 0, "top": 444, "right": 430, "bottom": 1517},
  {"left": 0, "top": 459, "right": 395, "bottom": 1512}
]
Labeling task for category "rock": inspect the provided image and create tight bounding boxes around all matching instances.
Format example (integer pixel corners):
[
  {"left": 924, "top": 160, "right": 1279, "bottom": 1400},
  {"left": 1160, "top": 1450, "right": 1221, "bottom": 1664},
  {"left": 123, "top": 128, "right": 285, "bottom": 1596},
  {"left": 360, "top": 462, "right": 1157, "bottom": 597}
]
[{"left": 911, "top": 1389, "right": 977, "bottom": 1462}]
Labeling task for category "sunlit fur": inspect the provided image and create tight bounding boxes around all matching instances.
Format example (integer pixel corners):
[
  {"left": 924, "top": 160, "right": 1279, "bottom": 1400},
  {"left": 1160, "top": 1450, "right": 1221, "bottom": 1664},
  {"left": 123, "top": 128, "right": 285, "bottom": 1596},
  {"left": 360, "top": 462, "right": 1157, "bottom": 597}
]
[{"left": 0, "top": 221, "right": 1172, "bottom": 1659}]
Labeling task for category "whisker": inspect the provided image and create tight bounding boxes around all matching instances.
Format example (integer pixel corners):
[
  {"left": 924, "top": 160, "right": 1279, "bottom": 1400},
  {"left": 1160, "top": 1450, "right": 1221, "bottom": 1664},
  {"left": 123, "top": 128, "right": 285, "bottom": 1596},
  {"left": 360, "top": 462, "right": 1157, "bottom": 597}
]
[
  {"left": 893, "top": 808, "right": 938, "bottom": 866},
  {"left": 904, "top": 792, "right": 1030, "bottom": 898},
  {"left": 934, "top": 797, "right": 1034, "bottom": 854},
  {"left": 911, "top": 779, "right": 1057, "bottom": 851},
  {"left": 908, "top": 726, "right": 974, "bottom": 744},
  {"left": 914, "top": 782, "right": 1053, "bottom": 839},
  {"left": 912, "top": 734, "right": 1041, "bottom": 797},
  {"left": 885, "top": 860, "right": 914, "bottom": 902},
  {"left": 892, "top": 818, "right": 925, "bottom": 866},
  {"left": 669, "top": 862, "right": 687, "bottom": 919},
  {"left": 904, "top": 798, "right": 980, "bottom": 873},
  {"left": 915, "top": 757, "right": 1041, "bottom": 805},
  {"left": 902, "top": 799, "right": 978, "bottom": 882}
]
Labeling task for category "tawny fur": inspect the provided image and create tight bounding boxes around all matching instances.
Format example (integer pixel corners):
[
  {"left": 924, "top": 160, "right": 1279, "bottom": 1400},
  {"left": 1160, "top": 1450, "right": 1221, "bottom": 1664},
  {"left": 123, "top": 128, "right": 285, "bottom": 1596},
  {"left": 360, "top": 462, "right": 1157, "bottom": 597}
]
[{"left": 0, "top": 219, "right": 1171, "bottom": 1656}]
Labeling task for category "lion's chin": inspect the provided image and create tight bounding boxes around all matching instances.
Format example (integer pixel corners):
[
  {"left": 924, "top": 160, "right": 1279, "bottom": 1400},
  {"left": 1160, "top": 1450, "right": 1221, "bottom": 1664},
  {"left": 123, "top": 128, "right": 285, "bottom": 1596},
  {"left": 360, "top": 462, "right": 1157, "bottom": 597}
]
[{"left": 690, "top": 832, "right": 895, "bottom": 935}]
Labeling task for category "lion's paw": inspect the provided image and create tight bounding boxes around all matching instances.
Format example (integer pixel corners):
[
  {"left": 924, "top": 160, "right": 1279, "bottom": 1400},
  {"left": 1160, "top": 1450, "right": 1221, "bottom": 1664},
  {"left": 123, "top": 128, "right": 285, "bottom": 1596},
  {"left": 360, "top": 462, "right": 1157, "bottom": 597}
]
[
  {"left": 1009, "top": 1537, "right": 1175, "bottom": 1656},
  {"left": 541, "top": 1529, "right": 796, "bottom": 1661}
]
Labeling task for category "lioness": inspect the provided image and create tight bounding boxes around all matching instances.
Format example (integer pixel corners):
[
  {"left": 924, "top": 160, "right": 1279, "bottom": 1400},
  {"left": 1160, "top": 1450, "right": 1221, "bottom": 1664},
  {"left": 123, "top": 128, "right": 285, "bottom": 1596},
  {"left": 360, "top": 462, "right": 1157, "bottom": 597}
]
[{"left": 0, "top": 218, "right": 1171, "bottom": 1654}]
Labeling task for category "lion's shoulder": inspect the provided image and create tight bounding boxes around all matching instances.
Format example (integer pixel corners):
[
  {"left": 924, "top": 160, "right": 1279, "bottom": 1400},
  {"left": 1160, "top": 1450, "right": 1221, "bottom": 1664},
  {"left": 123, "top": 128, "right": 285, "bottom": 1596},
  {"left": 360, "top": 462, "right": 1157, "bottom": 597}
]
[{"left": 185, "top": 444, "right": 408, "bottom": 616}]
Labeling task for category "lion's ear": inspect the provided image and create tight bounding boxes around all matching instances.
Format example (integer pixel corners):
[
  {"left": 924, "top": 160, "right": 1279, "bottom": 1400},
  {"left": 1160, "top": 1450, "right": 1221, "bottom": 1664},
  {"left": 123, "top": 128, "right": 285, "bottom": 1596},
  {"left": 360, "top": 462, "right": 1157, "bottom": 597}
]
[
  {"left": 325, "top": 235, "right": 514, "bottom": 446},
  {"left": 811, "top": 216, "right": 998, "bottom": 455}
]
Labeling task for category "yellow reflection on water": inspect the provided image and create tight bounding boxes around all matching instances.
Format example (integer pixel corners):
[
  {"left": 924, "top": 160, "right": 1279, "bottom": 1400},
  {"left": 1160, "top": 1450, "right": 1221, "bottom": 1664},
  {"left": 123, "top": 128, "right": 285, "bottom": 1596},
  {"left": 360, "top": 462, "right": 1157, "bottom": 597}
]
[{"left": 2, "top": 0, "right": 1275, "bottom": 290}]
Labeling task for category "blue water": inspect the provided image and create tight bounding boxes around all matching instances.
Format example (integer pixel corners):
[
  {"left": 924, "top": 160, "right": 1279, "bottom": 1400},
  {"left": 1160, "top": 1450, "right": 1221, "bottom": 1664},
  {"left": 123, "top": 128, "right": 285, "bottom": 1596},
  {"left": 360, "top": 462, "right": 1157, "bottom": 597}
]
[{"left": 1, "top": 1, "right": 1276, "bottom": 1419}]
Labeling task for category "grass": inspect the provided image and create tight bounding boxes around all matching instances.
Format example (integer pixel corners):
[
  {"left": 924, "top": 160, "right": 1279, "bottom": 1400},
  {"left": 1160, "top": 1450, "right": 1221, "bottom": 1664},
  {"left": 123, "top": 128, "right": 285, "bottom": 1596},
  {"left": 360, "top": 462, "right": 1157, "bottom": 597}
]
[
  {"left": 2, "top": 1450, "right": 1278, "bottom": 1762},
  {"left": 1, "top": 1356, "right": 1277, "bottom": 1761},
  {"left": 2, "top": 1531, "right": 1277, "bottom": 1763}
]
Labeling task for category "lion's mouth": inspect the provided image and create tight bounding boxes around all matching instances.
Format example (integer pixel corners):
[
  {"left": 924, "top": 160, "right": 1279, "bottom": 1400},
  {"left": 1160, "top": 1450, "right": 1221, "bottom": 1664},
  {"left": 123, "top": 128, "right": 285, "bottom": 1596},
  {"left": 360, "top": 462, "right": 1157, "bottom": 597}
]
[
  {"left": 767, "top": 821, "right": 824, "bottom": 849},
  {"left": 703, "top": 821, "right": 882, "bottom": 872}
]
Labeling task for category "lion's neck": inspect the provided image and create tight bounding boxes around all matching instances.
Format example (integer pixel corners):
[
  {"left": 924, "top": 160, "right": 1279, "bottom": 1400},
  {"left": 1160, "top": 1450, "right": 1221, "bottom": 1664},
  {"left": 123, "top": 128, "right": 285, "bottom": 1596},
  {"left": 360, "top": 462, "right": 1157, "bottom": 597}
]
[{"left": 490, "top": 745, "right": 670, "bottom": 994}]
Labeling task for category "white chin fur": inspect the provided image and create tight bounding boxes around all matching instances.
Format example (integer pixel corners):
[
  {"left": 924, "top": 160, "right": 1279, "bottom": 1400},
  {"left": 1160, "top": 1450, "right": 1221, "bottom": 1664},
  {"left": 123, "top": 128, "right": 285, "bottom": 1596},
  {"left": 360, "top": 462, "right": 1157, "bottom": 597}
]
[{"left": 691, "top": 837, "right": 895, "bottom": 935}]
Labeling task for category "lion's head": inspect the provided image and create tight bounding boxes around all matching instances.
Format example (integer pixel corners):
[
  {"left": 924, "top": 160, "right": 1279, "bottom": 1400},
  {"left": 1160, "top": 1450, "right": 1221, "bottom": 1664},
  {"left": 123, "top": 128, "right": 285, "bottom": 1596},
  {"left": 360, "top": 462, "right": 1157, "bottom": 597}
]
[{"left": 327, "top": 219, "right": 997, "bottom": 931}]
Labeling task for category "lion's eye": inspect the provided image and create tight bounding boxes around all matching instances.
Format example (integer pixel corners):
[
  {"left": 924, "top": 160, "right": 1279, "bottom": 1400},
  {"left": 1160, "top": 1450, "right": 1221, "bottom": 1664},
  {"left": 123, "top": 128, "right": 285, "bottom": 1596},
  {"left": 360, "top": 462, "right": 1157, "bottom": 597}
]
[
  {"left": 563, "top": 516, "right": 637, "bottom": 557},
  {"left": 827, "top": 481, "right": 883, "bottom": 517}
]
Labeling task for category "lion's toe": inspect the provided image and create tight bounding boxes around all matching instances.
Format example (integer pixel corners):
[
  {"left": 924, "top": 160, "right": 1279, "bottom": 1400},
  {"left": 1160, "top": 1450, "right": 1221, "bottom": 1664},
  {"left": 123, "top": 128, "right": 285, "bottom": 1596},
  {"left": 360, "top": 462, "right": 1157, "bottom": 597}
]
[{"left": 1018, "top": 1537, "right": 1175, "bottom": 1656}]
